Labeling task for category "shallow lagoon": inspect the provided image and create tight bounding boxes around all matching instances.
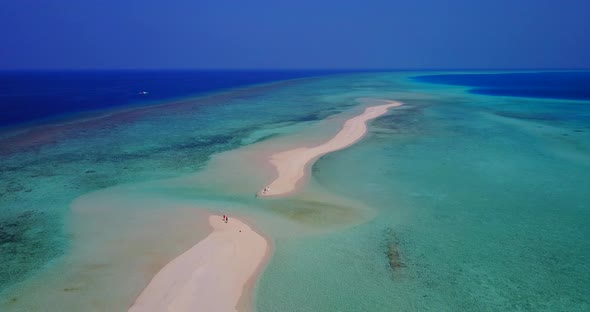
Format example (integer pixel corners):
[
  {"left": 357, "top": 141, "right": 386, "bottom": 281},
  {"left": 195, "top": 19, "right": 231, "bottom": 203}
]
[{"left": 1, "top": 71, "right": 589, "bottom": 311}]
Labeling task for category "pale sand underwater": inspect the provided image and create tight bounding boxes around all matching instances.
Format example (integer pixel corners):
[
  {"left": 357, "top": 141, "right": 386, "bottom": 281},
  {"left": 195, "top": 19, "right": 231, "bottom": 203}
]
[
  {"left": 128, "top": 98, "right": 397, "bottom": 311},
  {"left": 0, "top": 98, "right": 395, "bottom": 311}
]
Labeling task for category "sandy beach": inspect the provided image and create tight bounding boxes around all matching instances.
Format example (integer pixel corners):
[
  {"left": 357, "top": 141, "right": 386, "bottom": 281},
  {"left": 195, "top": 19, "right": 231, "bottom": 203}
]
[
  {"left": 259, "top": 99, "right": 402, "bottom": 197},
  {"left": 128, "top": 215, "right": 268, "bottom": 312}
]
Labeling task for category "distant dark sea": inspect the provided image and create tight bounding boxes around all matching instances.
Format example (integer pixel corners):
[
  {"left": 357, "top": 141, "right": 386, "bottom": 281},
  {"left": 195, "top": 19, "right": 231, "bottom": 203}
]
[
  {"left": 413, "top": 71, "right": 590, "bottom": 101},
  {"left": 0, "top": 70, "right": 342, "bottom": 127},
  {"left": 5, "top": 70, "right": 589, "bottom": 129}
]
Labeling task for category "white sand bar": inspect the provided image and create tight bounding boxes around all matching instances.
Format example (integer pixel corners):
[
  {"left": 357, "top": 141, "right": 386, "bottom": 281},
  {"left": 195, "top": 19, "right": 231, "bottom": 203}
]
[
  {"left": 259, "top": 100, "right": 402, "bottom": 197},
  {"left": 129, "top": 215, "right": 268, "bottom": 312}
]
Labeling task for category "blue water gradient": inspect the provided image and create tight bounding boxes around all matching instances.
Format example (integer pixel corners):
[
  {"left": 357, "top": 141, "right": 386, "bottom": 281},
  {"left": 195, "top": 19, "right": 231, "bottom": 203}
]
[
  {"left": 0, "top": 70, "right": 344, "bottom": 127},
  {"left": 412, "top": 71, "right": 590, "bottom": 100}
]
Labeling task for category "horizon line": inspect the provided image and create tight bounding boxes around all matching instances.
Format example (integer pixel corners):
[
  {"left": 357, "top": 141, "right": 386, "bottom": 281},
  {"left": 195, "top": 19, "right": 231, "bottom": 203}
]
[{"left": 1, "top": 67, "right": 590, "bottom": 73}]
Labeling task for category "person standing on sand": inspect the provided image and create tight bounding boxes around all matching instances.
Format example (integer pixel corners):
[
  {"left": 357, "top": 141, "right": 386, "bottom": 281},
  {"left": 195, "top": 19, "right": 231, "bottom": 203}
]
[{"left": 223, "top": 214, "right": 227, "bottom": 223}]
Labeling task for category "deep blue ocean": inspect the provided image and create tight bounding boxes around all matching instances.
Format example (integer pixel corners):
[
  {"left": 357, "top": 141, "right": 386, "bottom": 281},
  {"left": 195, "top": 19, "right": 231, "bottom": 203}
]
[
  {"left": 0, "top": 70, "right": 344, "bottom": 127},
  {"left": 413, "top": 71, "right": 590, "bottom": 100},
  {"left": 3, "top": 70, "right": 589, "bottom": 129}
]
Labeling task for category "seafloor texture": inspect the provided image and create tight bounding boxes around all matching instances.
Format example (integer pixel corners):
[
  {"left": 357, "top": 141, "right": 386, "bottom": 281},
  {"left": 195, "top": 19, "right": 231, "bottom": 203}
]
[{"left": 0, "top": 71, "right": 589, "bottom": 311}]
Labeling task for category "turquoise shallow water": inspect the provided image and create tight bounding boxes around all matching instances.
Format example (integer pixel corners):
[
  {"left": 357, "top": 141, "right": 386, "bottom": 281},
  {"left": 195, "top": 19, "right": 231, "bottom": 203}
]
[
  {"left": 257, "top": 78, "right": 590, "bottom": 311},
  {"left": 1, "top": 72, "right": 589, "bottom": 311}
]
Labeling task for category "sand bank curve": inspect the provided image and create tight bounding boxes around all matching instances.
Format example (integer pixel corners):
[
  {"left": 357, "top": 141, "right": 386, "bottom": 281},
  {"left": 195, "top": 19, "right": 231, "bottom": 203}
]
[
  {"left": 129, "top": 215, "right": 268, "bottom": 312},
  {"left": 259, "top": 99, "right": 402, "bottom": 197}
]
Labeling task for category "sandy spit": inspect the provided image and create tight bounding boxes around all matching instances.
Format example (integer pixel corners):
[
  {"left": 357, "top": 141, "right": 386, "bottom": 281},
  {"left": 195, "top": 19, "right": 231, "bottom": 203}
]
[
  {"left": 129, "top": 215, "right": 268, "bottom": 312},
  {"left": 259, "top": 100, "right": 402, "bottom": 197}
]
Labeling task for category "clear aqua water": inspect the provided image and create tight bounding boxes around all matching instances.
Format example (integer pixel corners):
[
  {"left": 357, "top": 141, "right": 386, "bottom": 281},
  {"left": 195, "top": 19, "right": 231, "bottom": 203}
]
[{"left": 1, "top": 71, "right": 589, "bottom": 311}]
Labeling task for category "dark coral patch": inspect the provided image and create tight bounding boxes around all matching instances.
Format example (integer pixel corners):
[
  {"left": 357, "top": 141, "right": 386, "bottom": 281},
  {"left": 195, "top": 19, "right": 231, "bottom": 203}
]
[
  {"left": 384, "top": 229, "right": 405, "bottom": 272},
  {"left": 0, "top": 210, "right": 64, "bottom": 290},
  {"left": 387, "top": 243, "right": 405, "bottom": 270}
]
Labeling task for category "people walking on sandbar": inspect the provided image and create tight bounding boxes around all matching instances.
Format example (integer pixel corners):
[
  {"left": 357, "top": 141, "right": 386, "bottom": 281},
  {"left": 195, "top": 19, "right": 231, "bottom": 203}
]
[{"left": 223, "top": 214, "right": 228, "bottom": 223}]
